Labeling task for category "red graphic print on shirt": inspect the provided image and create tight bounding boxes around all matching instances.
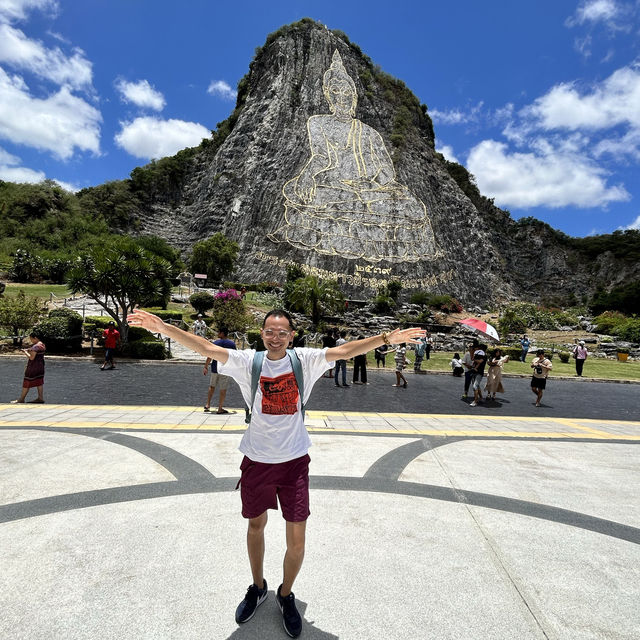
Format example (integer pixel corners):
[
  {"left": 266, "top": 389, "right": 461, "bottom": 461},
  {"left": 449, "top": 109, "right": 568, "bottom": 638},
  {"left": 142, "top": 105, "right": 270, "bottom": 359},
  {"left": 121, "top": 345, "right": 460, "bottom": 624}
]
[{"left": 260, "top": 372, "right": 299, "bottom": 415}]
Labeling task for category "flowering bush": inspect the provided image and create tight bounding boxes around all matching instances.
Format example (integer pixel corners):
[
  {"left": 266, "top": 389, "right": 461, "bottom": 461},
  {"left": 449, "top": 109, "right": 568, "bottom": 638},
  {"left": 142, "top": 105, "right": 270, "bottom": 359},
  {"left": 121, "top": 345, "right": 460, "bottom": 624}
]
[{"left": 214, "top": 288, "right": 241, "bottom": 302}]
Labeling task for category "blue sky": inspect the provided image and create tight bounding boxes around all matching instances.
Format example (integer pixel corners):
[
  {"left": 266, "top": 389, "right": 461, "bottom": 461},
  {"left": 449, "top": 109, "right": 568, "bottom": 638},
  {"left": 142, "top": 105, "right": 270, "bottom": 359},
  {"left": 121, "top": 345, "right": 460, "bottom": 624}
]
[{"left": 1, "top": 0, "right": 639, "bottom": 237}]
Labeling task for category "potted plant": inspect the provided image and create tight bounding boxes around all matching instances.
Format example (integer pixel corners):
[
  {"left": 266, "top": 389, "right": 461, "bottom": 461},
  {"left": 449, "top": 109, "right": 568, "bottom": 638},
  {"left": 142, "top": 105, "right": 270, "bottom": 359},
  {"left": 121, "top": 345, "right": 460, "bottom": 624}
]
[{"left": 616, "top": 347, "right": 630, "bottom": 362}]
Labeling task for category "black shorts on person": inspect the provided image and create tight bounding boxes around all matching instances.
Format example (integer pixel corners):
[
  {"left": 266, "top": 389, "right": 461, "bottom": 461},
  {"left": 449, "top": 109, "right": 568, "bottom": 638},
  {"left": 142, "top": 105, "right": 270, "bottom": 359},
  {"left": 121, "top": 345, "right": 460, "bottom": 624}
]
[{"left": 531, "top": 376, "right": 547, "bottom": 390}]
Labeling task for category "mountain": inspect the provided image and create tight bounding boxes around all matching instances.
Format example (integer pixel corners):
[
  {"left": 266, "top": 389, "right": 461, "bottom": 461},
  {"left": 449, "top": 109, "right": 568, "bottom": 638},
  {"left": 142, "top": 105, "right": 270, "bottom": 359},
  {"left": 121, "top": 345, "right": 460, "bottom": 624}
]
[{"left": 80, "top": 19, "right": 639, "bottom": 306}]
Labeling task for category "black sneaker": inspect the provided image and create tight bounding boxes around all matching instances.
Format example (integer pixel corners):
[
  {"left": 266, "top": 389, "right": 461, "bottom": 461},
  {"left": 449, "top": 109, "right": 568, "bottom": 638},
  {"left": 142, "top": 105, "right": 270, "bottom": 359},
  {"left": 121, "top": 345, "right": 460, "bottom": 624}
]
[
  {"left": 235, "top": 580, "right": 268, "bottom": 624},
  {"left": 276, "top": 584, "right": 302, "bottom": 638}
]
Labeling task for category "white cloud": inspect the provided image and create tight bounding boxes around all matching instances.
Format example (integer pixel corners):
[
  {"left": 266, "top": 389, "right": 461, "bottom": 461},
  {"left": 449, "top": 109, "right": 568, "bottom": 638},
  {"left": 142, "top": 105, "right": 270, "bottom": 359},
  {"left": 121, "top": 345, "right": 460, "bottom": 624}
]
[
  {"left": 430, "top": 102, "right": 484, "bottom": 126},
  {"left": 0, "top": 67, "right": 101, "bottom": 159},
  {"left": 522, "top": 65, "right": 640, "bottom": 132},
  {"left": 0, "top": 0, "right": 57, "bottom": 23},
  {"left": 467, "top": 139, "right": 630, "bottom": 209},
  {"left": 114, "top": 116, "right": 210, "bottom": 159},
  {"left": 115, "top": 78, "right": 165, "bottom": 111},
  {"left": 0, "top": 144, "right": 76, "bottom": 189},
  {"left": 435, "top": 144, "right": 459, "bottom": 164},
  {"left": 622, "top": 214, "right": 640, "bottom": 229},
  {"left": 0, "top": 23, "right": 92, "bottom": 89},
  {"left": 567, "top": 0, "right": 622, "bottom": 26},
  {"left": 207, "top": 80, "right": 236, "bottom": 101}
]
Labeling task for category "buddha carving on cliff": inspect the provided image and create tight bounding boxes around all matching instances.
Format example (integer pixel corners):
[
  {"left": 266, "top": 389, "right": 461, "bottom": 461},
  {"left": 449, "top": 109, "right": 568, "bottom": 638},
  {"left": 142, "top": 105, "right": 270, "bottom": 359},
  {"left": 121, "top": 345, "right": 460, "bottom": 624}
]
[{"left": 267, "top": 50, "right": 439, "bottom": 263}]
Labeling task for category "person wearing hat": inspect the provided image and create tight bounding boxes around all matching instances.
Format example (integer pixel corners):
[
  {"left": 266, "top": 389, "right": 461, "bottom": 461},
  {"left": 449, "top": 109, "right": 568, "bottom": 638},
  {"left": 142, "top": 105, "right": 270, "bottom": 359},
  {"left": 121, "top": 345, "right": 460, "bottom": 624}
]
[
  {"left": 101, "top": 321, "right": 121, "bottom": 370},
  {"left": 530, "top": 349, "right": 552, "bottom": 407},
  {"left": 572, "top": 340, "right": 589, "bottom": 377},
  {"left": 193, "top": 314, "right": 207, "bottom": 338}
]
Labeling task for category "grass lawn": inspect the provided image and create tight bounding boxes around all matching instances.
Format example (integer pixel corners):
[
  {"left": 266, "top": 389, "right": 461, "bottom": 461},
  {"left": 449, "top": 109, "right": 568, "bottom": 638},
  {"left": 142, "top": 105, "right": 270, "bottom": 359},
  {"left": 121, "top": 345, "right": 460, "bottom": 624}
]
[
  {"left": 3, "top": 283, "right": 71, "bottom": 299},
  {"left": 359, "top": 351, "right": 640, "bottom": 381}
]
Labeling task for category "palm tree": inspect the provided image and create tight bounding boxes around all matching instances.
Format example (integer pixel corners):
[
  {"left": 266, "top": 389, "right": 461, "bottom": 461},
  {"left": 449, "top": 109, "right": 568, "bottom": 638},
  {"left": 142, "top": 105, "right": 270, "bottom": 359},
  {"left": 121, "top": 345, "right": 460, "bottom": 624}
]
[{"left": 286, "top": 275, "right": 344, "bottom": 324}]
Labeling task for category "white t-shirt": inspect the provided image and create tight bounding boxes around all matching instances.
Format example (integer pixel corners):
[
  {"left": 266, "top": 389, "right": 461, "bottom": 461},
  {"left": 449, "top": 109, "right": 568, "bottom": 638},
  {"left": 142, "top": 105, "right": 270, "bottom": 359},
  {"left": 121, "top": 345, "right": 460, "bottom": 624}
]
[{"left": 218, "top": 348, "right": 334, "bottom": 463}]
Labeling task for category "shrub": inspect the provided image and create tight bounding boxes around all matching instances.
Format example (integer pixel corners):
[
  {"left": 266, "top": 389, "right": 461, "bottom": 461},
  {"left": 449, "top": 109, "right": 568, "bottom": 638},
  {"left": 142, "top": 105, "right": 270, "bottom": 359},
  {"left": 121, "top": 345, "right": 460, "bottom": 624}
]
[
  {"left": 127, "top": 326, "right": 155, "bottom": 342},
  {"left": 33, "top": 308, "right": 83, "bottom": 352},
  {"left": 499, "top": 308, "right": 528, "bottom": 335},
  {"left": 617, "top": 318, "right": 640, "bottom": 343},
  {"left": 247, "top": 329, "right": 265, "bottom": 351},
  {"left": 409, "top": 292, "right": 429, "bottom": 306},
  {"left": 428, "top": 294, "right": 463, "bottom": 313},
  {"left": 189, "top": 291, "right": 215, "bottom": 314},
  {"left": 211, "top": 290, "right": 252, "bottom": 332},
  {"left": 593, "top": 311, "right": 626, "bottom": 335},
  {"left": 126, "top": 338, "right": 166, "bottom": 359},
  {"left": 558, "top": 351, "right": 571, "bottom": 363},
  {"left": 0, "top": 290, "right": 45, "bottom": 344},
  {"left": 374, "top": 294, "right": 395, "bottom": 314}
]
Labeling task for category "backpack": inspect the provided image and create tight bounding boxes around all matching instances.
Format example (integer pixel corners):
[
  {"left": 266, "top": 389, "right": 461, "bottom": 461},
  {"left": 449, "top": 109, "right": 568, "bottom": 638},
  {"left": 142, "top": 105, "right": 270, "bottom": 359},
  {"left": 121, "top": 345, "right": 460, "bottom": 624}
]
[
  {"left": 414, "top": 339, "right": 426, "bottom": 357},
  {"left": 245, "top": 349, "right": 305, "bottom": 424}
]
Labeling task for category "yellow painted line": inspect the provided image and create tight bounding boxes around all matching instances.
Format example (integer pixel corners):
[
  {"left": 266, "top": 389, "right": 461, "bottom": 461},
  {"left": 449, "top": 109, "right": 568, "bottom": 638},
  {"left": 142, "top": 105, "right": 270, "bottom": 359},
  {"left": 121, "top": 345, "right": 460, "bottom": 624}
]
[{"left": 552, "top": 418, "right": 613, "bottom": 437}]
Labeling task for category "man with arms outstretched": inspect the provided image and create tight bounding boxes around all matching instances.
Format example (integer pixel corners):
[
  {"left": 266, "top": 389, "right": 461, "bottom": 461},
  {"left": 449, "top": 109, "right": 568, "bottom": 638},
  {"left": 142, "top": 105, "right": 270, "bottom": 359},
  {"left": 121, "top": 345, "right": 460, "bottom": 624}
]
[{"left": 128, "top": 307, "right": 424, "bottom": 638}]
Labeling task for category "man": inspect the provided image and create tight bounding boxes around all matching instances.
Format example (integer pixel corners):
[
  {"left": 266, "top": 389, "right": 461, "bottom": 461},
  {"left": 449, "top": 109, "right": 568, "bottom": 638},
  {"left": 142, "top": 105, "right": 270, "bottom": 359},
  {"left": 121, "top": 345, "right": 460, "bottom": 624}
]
[
  {"left": 468, "top": 344, "right": 487, "bottom": 407},
  {"left": 461, "top": 341, "right": 478, "bottom": 399},
  {"left": 519, "top": 334, "right": 531, "bottom": 362},
  {"left": 193, "top": 314, "right": 207, "bottom": 338},
  {"left": 100, "top": 321, "right": 121, "bottom": 370},
  {"left": 412, "top": 335, "right": 426, "bottom": 373},
  {"left": 531, "top": 349, "right": 553, "bottom": 407},
  {"left": 203, "top": 327, "right": 236, "bottom": 414},
  {"left": 334, "top": 330, "right": 349, "bottom": 387},
  {"left": 573, "top": 340, "right": 588, "bottom": 377},
  {"left": 127, "top": 307, "right": 424, "bottom": 638},
  {"left": 425, "top": 332, "right": 434, "bottom": 360}
]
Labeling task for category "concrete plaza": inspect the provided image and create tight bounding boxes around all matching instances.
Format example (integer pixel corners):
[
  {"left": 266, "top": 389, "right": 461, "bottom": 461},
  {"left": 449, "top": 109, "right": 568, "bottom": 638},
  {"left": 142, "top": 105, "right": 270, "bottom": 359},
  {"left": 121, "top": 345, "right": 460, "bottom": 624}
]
[{"left": 1, "top": 402, "right": 639, "bottom": 639}]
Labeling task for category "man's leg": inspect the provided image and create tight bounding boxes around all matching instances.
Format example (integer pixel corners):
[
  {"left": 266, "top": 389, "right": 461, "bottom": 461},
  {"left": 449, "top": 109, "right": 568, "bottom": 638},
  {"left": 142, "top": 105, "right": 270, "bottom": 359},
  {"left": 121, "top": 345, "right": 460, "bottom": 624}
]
[
  {"left": 281, "top": 520, "right": 306, "bottom": 596},
  {"left": 217, "top": 388, "right": 227, "bottom": 412},
  {"left": 247, "top": 511, "right": 268, "bottom": 588},
  {"left": 205, "top": 385, "right": 215, "bottom": 409}
]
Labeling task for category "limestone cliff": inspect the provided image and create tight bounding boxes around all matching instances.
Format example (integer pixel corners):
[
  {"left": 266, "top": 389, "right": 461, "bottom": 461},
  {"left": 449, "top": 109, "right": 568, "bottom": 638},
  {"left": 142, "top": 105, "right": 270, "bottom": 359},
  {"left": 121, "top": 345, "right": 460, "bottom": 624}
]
[{"left": 132, "top": 19, "right": 639, "bottom": 305}]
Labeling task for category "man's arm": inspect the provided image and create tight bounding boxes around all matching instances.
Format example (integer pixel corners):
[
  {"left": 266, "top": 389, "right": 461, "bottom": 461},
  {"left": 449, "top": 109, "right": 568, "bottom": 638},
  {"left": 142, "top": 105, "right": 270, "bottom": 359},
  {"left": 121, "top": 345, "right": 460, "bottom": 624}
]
[
  {"left": 326, "top": 328, "right": 424, "bottom": 361},
  {"left": 127, "top": 309, "right": 229, "bottom": 363}
]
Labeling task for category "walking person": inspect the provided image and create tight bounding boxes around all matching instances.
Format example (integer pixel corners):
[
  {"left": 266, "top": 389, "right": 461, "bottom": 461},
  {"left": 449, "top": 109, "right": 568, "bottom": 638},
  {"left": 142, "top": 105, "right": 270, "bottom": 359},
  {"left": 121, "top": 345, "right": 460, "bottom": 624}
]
[
  {"left": 321, "top": 328, "right": 336, "bottom": 377},
  {"left": 334, "top": 330, "right": 349, "bottom": 387},
  {"left": 203, "top": 327, "right": 236, "bottom": 414},
  {"left": 412, "top": 335, "right": 426, "bottom": 373},
  {"left": 127, "top": 307, "right": 424, "bottom": 638},
  {"left": 531, "top": 349, "right": 553, "bottom": 407},
  {"left": 352, "top": 335, "right": 368, "bottom": 384},
  {"left": 519, "top": 334, "right": 531, "bottom": 362},
  {"left": 193, "top": 314, "right": 207, "bottom": 338},
  {"left": 11, "top": 332, "right": 46, "bottom": 404},
  {"left": 485, "top": 348, "right": 509, "bottom": 401},
  {"left": 461, "top": 341, "right": 478, "bottom": 399},
  {"left": 100, "top": 321, "right": 121, "bottom": 370},
  {"left": 392, "top": 342, "right": 408, "bottom": 388},
  {"left": 425, "top": 332, "right": 434, "bottom": 360},
  {"left": 469, "top": 344, "right": 487, "bottom": 407},
  {"left": 573, "top": 340, "right": 588, "bottom": 377}
]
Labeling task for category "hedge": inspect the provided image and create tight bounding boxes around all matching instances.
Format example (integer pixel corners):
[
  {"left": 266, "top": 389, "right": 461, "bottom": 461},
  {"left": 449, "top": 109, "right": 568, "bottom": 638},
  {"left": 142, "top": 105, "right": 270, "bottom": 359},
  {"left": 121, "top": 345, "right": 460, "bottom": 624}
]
[
  {"left": 34, "top": 308, "right": 83, "bottom": 352},
  {"left": 125, "top": 338, "right": 167, "bottom": 360}
]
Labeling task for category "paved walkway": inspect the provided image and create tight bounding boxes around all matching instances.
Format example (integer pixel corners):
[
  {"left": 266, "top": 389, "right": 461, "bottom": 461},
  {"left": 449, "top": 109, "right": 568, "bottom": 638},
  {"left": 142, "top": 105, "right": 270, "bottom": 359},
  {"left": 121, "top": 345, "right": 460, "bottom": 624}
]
[{"left": 1, "top": 402, "right": 639, "bottom": 639}]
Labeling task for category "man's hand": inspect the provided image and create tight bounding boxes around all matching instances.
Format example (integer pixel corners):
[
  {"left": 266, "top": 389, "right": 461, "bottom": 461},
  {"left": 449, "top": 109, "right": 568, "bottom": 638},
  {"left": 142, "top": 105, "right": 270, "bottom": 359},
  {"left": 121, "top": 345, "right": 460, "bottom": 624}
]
[
  {"left": 386, "top": 327, "right": 426, "bottom": 345},
  {"left": 127, "top": 309, "right": 165, "bottom": 333}
]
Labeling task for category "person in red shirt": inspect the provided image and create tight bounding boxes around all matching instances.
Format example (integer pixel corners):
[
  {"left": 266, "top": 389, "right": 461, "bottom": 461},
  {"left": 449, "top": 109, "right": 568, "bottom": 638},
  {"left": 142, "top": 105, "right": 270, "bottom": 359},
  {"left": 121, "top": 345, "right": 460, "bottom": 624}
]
[{"left": 101, "top": 321, "right": 121, "bottom": 370}]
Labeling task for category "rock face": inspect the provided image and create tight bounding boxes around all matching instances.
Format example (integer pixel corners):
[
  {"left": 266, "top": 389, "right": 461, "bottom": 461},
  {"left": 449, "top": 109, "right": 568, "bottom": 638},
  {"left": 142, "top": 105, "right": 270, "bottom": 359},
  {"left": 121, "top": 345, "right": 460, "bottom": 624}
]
[{"left": 136, "top": 20, "right": 639, "bottom": 305}]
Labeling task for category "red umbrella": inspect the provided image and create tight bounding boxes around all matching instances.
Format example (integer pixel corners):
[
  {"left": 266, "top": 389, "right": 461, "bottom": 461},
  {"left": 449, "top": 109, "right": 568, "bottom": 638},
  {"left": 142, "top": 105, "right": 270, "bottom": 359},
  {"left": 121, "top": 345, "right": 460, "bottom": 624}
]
[{"left": 459, "top": 318, "right": 500, "bottom": 342}]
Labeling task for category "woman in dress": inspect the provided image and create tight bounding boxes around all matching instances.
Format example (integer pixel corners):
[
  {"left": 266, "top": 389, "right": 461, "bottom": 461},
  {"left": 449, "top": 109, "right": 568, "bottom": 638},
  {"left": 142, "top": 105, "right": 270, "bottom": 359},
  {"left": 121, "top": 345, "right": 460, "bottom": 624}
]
[
  {"left": 392, "top": 343, "right": 408, "bottom": 388},
  {"left": 12, "top": 332, "right": 46, "bottom": 403},
  {"left": 484, "top": 348, "right": 508, "bottom": 401}
]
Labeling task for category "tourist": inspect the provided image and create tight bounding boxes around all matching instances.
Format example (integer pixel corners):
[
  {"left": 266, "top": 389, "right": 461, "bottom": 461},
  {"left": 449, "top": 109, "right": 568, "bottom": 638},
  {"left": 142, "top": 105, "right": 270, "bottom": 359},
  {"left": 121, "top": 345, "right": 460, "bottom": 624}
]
[
  {"left": 193, "top": 314, "right": 207, "bottom": 338},
  {"left": 461, "top": 341, "right": 479, "bottom": 399},
  {"left": 292, "top": 327, "right": 306, "bottom": 348},
  {"left": 519, "top": 334, "right": 531, "bottom": 362},
  {"left": 101, "top": 321, "right": 121, "bottom": 370},
  {"left": 321, "top": 328, "right": 336, "bottom": 377},
  {"left": 450, "top": 352, "right": 464, "bottom": 377},
  {"left": 573, "top": 340, "right": 588, "bottom": 377},
  {"left": 425, "top": 332, "right": 434, "bottom": 360},
  {"left": 127, "top": 307, "right": 425, "bottom": 638},
  {"left": 203, "top": 327, "right": 236, "bottom": 414},
  {"left": 469, "top": 344, "right": 487, "bottom": 407},
  {"left": 11, "top": 332, "right": 46, "bottom": 404},
  {"left": 393, "top": 342, "right": 408, "bottom": 388},
  {"left": 531, "top": 349, "right": 553, "bottom": 407},
  {"left": 334, "top": 330, "right": 349, "bottom": 387},
  {"left": 374, "top": 343, "right": 388, "bottom": 367},
  {"left": 485, "top": 348, "right": 509, "bottom": 401},
  {"left": 412, "top": 335, "right": 427, "bottom": 373},
  {"left": 352, "top": 335, "right": 368, "bottom": 384}
]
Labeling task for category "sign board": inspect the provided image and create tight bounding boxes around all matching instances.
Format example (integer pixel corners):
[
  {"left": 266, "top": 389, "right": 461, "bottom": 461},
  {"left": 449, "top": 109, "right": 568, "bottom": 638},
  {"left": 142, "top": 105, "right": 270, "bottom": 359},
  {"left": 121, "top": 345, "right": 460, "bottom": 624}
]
[{"left": 194, "top": 274, "right": 207, "bottom": 279}]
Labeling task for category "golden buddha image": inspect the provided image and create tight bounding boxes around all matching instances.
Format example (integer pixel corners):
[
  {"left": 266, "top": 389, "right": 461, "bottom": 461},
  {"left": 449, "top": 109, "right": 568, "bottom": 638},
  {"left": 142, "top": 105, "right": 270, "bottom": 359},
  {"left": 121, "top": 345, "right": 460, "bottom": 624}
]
[{"left": 267, "top": 50, "right": 439, "bottom": 263}]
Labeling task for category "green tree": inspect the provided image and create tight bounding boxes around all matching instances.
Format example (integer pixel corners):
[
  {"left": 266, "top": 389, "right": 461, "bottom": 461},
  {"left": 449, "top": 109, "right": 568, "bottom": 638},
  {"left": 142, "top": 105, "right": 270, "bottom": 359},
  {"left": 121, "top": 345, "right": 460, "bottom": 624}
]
[
  {"left": 189, "top": 233, "right": 239, "bottom": 283},
  {"left": 0, "top": 290, "right": 45, "bottom": 345},
  {"left": 189, "top": 291, "right": 215, "bottom": 315},
  {"left": 286, "top": 276, "right": 344, "bottom": 325},
  {"left": 66, "top": 237, "right": 173, "bottom": 342},
  {"left": 210, "top": 289, "right": 252, "bottom": 332}
]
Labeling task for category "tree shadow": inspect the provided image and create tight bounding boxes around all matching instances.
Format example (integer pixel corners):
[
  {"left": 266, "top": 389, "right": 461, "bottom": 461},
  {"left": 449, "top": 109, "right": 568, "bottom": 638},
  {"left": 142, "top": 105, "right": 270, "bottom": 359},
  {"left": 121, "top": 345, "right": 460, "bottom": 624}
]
[{"left": 225, "top": 592, "right": 339, "bottom": 640}]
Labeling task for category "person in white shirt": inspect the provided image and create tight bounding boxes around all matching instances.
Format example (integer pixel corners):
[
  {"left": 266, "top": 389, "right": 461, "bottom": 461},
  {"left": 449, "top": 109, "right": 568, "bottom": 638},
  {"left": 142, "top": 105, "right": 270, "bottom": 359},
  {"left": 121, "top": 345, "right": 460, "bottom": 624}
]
[
  {"left": 573, "top": 340, "right": 588, "bottom": 377},
  {"left": 193, "top": 314, "right": 207, "bottom": 338},
  {"left": 127, "top": 307, "right": 425, "bottom": 638},
  {"left": 450, "top": 353, "right": 464, "bottom": 377},
  {"left": 531, "top": 349, "right": 553, "bottom": 407}
]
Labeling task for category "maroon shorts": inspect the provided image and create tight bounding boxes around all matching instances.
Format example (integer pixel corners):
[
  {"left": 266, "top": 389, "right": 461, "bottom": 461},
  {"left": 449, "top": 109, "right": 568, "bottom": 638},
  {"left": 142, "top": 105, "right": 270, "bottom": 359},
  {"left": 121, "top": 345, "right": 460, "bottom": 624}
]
[{"left": 238, "top": 454, "right": 310, "bottom": 522}]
